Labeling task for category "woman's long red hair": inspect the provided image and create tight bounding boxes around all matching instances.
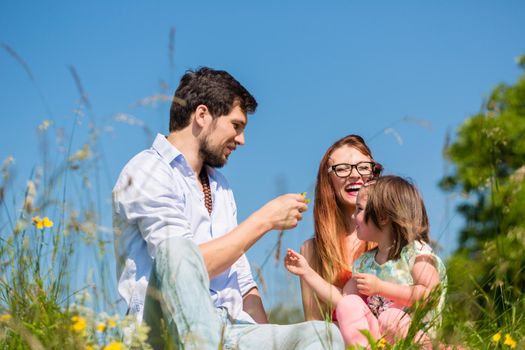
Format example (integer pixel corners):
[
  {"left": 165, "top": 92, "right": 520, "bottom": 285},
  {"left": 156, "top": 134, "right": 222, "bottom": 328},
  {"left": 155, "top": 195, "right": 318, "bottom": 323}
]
[{"left": 312, "top": 135, "right": 376, "bottom": 289}]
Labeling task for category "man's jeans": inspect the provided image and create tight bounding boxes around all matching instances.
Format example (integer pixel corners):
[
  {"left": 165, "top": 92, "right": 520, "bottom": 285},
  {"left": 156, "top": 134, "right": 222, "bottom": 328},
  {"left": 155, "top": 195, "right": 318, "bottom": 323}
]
[{"left": 143, "top": 237, "right": 344, "bottom": 350}]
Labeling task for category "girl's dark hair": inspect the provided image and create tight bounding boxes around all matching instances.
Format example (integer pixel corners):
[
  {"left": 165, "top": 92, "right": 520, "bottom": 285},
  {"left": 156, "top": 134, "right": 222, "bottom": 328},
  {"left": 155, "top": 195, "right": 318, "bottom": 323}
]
[{"left": 363, "top": 175, "right": 430, "bottom": 260}]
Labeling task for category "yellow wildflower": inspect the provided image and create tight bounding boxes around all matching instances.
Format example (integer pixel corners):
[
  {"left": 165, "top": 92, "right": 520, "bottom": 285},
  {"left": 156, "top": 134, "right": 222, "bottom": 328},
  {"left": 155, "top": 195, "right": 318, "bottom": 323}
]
[
  {"left": 42, "top": 217, "right": 54, "bottom": 228},
  {"left": 503, "top": 334, "right": 517, "bottom": 349},
  {"left": 103, "top": 341, "right": 124, "bottom": 350},
  {"left": 96, "top": 322, "right": 107, "bottom": 332},
  {"left": 71, "top": 315, "right": 87, "bottom": 333},
  {"left": 301, "top": 192, "right": 311, "bottom": 204},
  {"left": 32, "top": 216, "right": 53, "bottom": 229},
  {"left": 107, "top": 318, "right": 117, "bottom": 328},
  {"left": 86, "top": 346, "right": 95, "bottom": 350},
  {"left": 32, "top": 216, "right": 43, "bottom": 229},
  {"left": 492, "top": 332, "right": 502, "bottom": 343},
  {"left": 376, "top": 338, "right": 387, "bottom": 348},
  {"left": 0, "top": 313, "right": 12, "bottom": 322}
]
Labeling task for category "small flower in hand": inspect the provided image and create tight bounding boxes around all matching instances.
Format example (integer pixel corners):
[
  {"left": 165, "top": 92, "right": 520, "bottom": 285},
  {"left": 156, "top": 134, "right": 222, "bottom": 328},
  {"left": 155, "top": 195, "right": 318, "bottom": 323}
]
[{"left": 300, "top": 192, "right": 311, "bottom": 204}]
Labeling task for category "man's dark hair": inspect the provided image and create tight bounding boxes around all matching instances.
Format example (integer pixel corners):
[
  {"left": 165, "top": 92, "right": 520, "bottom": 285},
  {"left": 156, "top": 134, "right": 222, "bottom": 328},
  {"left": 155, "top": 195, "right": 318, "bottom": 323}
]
[{"left": 169, "top": 67, "right": 258, "bottom": 132}]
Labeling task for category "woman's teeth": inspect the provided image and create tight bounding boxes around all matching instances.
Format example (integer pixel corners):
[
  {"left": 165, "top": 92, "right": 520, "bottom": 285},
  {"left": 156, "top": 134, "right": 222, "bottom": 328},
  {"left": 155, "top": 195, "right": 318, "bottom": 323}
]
[{"left": 345, "top": 185, "right": 361, "bottom": 192}]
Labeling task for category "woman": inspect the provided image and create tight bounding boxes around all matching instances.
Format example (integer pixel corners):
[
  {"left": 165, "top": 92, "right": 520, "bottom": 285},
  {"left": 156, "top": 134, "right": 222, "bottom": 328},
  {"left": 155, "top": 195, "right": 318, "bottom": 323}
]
[{"left": 300, "top": 134, "right": 382, "bottom": 320}]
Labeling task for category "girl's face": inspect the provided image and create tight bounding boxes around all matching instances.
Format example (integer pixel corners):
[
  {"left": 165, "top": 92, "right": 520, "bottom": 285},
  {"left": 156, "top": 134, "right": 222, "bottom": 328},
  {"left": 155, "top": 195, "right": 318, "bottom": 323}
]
[
  {"left": 353, "top": 189, "right": 382, "bottom": 242},
  {"left": 328, "top": 145, "right": 373, "bottom": 210}
]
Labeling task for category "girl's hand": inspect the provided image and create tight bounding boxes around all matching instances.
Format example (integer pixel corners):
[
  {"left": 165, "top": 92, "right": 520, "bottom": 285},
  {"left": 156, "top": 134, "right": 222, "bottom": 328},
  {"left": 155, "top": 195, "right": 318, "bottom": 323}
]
[
  {"left": 354, "top": 273, "right": 383, "bottom": 296},
  {"left": 284, "top": 248, "right": 311, "bottom": 276}
]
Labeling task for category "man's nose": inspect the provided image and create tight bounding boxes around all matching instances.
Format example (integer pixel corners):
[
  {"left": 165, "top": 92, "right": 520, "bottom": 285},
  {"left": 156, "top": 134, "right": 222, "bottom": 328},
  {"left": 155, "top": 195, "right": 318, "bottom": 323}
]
[{"left": 235, "top": 131, "right": 245, "bottom": 145}]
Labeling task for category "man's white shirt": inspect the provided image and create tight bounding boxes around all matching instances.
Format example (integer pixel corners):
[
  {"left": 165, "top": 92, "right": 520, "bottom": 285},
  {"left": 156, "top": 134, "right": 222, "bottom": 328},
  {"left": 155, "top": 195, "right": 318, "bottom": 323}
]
[{"left": 113, "top": 134, "right": 257, "bottom": 324}]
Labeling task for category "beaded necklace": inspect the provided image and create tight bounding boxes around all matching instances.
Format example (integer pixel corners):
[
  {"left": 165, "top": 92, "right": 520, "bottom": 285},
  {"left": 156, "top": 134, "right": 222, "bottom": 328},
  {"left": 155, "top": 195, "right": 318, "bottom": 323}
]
[{"left": 199, "top": 168, "right": 212, "bottom": 215}]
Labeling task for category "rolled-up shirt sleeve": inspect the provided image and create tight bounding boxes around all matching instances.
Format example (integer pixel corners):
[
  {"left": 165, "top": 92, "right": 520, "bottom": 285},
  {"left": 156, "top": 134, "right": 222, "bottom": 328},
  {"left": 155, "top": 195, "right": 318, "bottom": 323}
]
[
  {"left": 114, "top": 156, "right": 191, "bottom": 258},
  {"left": 235, "top": 254, "right": 258, "bottom": 296}
]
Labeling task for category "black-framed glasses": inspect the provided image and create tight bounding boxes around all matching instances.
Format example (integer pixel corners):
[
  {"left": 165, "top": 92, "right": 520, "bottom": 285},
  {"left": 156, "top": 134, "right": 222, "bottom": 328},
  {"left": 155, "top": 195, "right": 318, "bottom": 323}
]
[{"left": 328, "top": 161, "right": 383, "bottom": 178}]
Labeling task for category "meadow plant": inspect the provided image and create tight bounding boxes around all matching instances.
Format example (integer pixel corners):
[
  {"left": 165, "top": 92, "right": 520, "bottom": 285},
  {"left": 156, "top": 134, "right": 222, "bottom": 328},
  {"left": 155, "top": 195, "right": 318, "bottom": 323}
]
[
  {"left": 1, "top": 39, "right": 524, "bottom": 349},
  {"left": 0, "top": 110, "right": 150, "bottom": 348}
]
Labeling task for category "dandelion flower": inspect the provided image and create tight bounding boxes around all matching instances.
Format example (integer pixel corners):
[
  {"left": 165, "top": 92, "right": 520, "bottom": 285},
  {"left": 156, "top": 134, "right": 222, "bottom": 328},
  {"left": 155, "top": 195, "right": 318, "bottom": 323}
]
[
  {"left": 71, "top": 315, "right": 87, "bottom": 333},
  {"left": 107, "top": 318, "right": 117, "bottom": 328},
  {"left": 85, "top": 346, "right": 95, "bottom": 350},
  {"left": 504, "top": 334, "right": 517, "bottom": 349},
  {"left": 0, "top": 313, "right": 12, "bottom": 322},
  {"left": 96, "top": 322, "right": 107, "bottom": 332},
  {"left": 103, "top": 341, "right": 124, "bottom": 350},
  {"left": 492, "top": 332, "right": 502, "bottom": 343}
]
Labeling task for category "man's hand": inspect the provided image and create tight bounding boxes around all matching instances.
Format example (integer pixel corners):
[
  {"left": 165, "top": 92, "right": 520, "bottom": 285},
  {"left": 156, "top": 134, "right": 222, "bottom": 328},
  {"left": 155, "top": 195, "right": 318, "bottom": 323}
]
[
  {"left": 284, "top": 248, "right": 312, "bottom": 277},
  {"left": 200, "top": 193, "right": 307, "bottom": 278},
  {"left": 354, "top": 273, "right": 383, "bottom": 296},
  {"left": 252, "top": 194, "right": 308, "bottom": 231}
]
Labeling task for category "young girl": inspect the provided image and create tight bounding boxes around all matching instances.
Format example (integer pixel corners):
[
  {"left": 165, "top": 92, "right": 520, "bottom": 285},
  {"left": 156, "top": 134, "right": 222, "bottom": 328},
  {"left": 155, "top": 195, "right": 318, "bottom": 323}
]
[{"left": 285, "top": 176, "right": 446, "bottom": 348}]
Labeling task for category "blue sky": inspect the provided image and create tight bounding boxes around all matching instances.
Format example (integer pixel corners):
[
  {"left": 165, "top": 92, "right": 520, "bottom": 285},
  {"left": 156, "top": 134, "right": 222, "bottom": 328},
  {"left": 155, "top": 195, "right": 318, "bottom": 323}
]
[{"left": 1, "top": 0, "right": 524, "bottom": 311}]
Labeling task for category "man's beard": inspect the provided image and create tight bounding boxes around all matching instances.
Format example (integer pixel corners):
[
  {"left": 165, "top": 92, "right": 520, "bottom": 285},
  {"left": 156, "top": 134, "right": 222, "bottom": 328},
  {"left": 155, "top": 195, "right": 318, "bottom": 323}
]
[{"left": 199, "top": 135, "right": 227, "bottom": 168}]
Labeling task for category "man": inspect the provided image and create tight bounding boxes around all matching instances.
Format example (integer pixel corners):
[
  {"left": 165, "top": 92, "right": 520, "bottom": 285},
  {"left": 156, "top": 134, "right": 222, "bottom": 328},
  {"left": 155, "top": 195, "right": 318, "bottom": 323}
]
[{"left": 113, "top": 67, "right": 343, "bottom": 349}]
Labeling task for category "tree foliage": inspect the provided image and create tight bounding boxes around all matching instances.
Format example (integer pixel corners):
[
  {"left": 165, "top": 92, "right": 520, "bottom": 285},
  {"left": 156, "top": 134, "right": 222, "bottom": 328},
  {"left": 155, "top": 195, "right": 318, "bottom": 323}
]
[
  {"left": 441, "top": 56, "right": 525, "bottom": 252},
  {"left": 440, "top": 56, "right": 525, "bottom": 334}
]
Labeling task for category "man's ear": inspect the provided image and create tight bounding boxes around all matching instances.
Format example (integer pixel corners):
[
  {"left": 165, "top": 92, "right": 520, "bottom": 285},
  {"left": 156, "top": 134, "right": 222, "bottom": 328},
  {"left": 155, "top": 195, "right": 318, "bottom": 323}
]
[{"left": 194, "top": 105, "right": 210, "bottom": 128}]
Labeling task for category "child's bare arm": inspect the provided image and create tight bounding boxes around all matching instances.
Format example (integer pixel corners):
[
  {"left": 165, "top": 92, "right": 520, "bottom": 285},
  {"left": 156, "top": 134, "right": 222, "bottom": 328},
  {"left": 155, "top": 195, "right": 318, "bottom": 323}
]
[
  {"left": 285, "top": 248, "right": 344, "bottom": 305},
  {"left": 299, "top": 242, "right": 324, "bottom": 320},
  {"left": 354, "top": 256, "right": 440, "bottom": 307}
]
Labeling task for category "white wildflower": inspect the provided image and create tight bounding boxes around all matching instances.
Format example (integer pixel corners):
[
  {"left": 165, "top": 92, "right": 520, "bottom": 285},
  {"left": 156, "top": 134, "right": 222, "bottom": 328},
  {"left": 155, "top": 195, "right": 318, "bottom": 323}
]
[
  {"left": 38, "top": 119, "right": 51, "bottom": 131},
  {"left": 69, "top": 144, "right": 91, "bottom": 162}
]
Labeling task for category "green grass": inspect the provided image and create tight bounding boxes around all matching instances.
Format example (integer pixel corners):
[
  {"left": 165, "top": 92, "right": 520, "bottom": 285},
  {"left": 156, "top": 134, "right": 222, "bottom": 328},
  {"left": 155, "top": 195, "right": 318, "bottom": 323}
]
[
  {"left": 0, "top": 53, "right": 524, "bottom": 348},
  {"left": 1, "top": 129, "right": 524, "bottom": 350}
]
